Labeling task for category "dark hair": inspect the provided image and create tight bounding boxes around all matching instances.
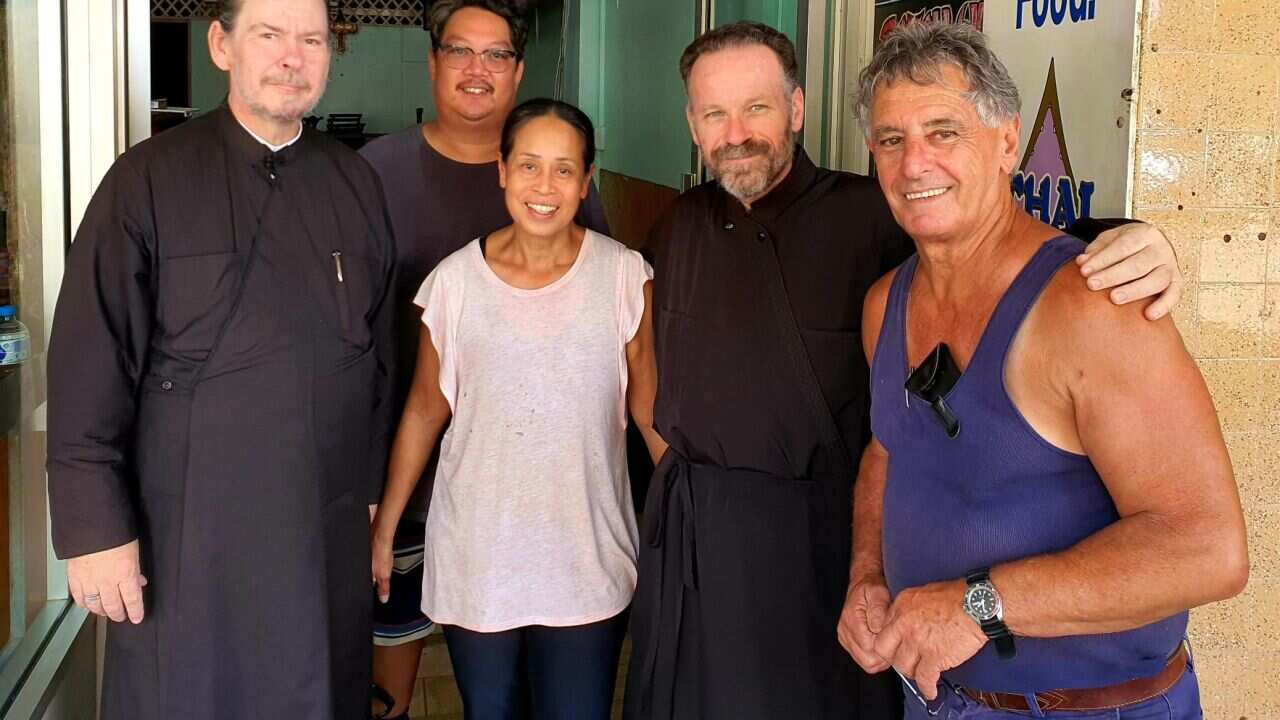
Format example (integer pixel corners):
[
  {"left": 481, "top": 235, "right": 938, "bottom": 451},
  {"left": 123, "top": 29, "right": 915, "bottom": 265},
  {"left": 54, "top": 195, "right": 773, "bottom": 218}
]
[
  {"left": 214, "top": 0, "right": 328, "bottom": 33},
  {"left": 500, "top": 98, "right": 596, "bottom": 169},
  {"left": 679, "top": 21, "right": 799, "bottom": 92},
  {"left": 214, "top": 0, "right": 245, "bottom": 31},
  {"left": 427, "top": 0, "right": 530, "bottom": 59}
]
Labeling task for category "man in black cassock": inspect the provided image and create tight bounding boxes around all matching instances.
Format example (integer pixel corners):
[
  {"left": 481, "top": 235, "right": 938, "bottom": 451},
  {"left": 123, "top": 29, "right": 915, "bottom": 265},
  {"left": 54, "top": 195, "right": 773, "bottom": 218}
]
[
  {"left": 624, "top": 22, "right": 1185, "bottom": 720},
  {"left": 45, "top": 1, "right": 393, "bottom": 717}
]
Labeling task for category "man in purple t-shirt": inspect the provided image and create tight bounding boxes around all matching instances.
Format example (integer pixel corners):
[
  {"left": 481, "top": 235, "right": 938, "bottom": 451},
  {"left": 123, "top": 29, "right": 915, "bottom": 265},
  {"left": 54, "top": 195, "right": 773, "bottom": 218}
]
[{"left": 358, "top": 2, "right": 608, "bottom": 718}]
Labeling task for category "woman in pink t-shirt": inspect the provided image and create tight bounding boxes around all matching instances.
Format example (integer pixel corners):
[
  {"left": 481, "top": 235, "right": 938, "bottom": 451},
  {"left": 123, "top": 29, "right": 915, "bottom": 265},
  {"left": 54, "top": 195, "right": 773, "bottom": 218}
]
[{"left": 371, "top": 98, "right": 667, "bottom": 720}]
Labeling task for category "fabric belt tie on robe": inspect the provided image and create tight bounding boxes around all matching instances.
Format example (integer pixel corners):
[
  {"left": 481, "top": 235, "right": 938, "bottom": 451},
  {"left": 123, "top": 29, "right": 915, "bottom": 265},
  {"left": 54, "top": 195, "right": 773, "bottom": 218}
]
[{"left": 636, "top": 449, "right": 698, "bottom": 717}]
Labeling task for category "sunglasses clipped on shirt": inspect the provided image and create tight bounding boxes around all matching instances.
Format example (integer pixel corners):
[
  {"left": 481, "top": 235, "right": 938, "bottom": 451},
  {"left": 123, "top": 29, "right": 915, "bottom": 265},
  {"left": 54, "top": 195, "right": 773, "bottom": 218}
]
[
  {"left": 905, "top": 343, "right": 962, "bottom": 439},
  {"left": 436, "top": 44, "right": 519, "bottom": 73}
]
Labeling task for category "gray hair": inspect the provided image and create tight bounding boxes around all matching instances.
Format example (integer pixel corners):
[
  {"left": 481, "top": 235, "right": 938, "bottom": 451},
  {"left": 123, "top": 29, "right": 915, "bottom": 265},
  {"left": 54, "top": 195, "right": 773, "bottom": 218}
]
[{"left": 854, "top": 22, "right": 1020, "bottom": 131}]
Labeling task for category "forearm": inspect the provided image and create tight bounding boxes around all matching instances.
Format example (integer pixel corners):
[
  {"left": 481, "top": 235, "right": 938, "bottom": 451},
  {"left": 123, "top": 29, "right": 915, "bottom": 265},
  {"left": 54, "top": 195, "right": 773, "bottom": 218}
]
[
  {"left": 851, "top": 444, "right": 888, "bottom": 583},
  {"left": 627, "top": 380, "right": 667, "bottom": 464},
  {"left": 625, "top": 286, "right": 666, "bottom": 464},
  {"left": 995, "top": 510, "right": 1247, "bottom": 637},
  {"left": 374, "top": 406, "right": 447, "bottom": 540},
  {"left": 636, "top": 422, "right": 669, "bottom": 466}
]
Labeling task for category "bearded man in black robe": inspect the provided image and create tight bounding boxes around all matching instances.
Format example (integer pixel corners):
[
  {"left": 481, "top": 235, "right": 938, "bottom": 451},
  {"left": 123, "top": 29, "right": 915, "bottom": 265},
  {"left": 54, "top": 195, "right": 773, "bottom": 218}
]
[
  {"left": 46, "top": 0, "right": 394, "bottom": 717},
  {"left": 625, "top": 21, "right": 1185, "bottom": 720}
]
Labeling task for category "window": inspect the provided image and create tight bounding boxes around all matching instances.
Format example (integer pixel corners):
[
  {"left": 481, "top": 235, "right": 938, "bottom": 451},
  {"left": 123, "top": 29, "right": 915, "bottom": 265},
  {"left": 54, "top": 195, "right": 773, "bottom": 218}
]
[{"left": 0, "top": 0, "right": 75, "bottom": 708}]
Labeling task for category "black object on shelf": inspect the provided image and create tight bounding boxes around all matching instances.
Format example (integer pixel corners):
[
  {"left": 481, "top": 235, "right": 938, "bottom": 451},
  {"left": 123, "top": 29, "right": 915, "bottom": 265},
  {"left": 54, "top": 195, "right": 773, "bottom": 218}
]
[{"left": 325, "top": 113, "right": 367, "bottom": 150}]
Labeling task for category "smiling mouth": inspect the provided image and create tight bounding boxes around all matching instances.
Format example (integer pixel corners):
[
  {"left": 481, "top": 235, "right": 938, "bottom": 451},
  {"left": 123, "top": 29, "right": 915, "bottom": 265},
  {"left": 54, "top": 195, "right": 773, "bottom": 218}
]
[
  {"left": 460, "top": 86, "right": 492, "bottom": 95},
  {"left": 905, "top": 187, "right": 950, "bottom": 201},
  {"left": 525, "top": 202, "right": 558, "bottom": 216}
]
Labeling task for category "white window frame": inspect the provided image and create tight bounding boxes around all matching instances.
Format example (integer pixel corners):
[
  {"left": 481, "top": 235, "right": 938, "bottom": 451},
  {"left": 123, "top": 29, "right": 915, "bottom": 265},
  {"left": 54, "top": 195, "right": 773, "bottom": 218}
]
[{"left": 4, "top": 0, "right": 146, "bottom": 715}]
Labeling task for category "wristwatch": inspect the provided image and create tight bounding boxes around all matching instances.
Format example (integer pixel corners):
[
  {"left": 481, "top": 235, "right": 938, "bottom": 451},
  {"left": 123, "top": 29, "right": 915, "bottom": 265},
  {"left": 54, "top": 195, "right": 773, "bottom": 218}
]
[{"left": 963, "top": 568, "right": 1016, "bottom": 660}]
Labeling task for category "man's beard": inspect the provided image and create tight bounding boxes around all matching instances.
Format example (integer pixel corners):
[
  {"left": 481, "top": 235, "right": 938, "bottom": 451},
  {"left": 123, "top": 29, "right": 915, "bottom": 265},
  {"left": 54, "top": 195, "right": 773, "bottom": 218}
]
[
  {"left": 707, "top": 135, "right": 796, "bottom": 202},
  {"left": 243, "top": 73, "right": 324, "bottom": 125}
]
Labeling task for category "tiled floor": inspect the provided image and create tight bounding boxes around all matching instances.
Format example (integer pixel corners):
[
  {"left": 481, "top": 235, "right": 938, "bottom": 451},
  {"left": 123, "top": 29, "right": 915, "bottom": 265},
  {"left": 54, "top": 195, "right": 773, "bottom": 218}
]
[{"left": 408, "top": 632, "right": 631, "bottom": 719}]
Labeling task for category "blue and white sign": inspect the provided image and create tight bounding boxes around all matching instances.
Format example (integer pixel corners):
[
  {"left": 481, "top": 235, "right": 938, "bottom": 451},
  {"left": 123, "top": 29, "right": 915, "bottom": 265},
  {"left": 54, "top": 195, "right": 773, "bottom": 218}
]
[{"left": 987, "top": 0, "right": 1140, "bottom": 224}]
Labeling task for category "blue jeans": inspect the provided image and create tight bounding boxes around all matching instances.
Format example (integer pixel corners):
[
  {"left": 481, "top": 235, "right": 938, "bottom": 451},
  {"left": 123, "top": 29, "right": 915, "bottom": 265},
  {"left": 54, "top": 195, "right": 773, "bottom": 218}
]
[
  {"left": 903, "top": 655, "right": 1202, "bottom": 720},
  {"left": 443, "top": 612, "right": 626, "bottom": 720}
]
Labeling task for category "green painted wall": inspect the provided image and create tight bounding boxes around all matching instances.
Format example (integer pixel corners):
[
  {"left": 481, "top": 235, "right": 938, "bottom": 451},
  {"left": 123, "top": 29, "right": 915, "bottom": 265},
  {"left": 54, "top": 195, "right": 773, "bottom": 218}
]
[
  {"left": 189, "top": 21, "right": 432, "bottom": 133},
  {"left": 519, "top": 0, "right": 567, "bottom": 102},
  {"left": 715, "top": 0, "right": 799, "bottom": 39},
  {"left": 188, "top": 7, "right": 565, "bottom": 135},
  {"left": 578, "top": 0, "right": 695, "bottom": 190},
  {"left": 574, "top": 0, "right": 805, "bottom": 190}
]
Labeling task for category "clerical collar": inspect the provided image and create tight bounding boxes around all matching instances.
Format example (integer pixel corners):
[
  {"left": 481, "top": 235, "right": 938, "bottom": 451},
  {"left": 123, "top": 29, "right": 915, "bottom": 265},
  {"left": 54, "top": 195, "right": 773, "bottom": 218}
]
[{"left": 236, "top": 117, "right": 303, "bottom": 153}]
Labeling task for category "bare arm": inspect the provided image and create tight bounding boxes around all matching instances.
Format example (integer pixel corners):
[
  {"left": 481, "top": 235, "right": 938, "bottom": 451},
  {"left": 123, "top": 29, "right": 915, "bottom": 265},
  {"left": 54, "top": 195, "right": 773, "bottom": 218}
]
[
  {"left": 372, "top": 324, "right": 452, "bottom": 597},
  {"left": 851, "top": 440, "right": 889, "bottom": 586},
  {"left": 626, "top": 281, "right": 668, "bottom": 464},
  {"left": 838, "top": 271, "right": 896, "bottom": 673},
  {"left": 994, "top": 273, "right": 1247, "bottom": 636},
  {"left": 850, "top": 270, "right": 895, "bottom": 587},
  {"left": 869, "top": 266, "right": 1243, "bottom": 700}
]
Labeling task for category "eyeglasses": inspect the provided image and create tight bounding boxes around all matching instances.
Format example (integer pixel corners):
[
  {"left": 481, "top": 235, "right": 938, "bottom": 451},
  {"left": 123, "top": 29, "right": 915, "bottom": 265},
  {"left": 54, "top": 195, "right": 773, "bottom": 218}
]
[
  {"left": 436, "top": 44, "right": 519, "bottom": 73},
  {"left": 905, "top": 342, "right": 962, "bottom": 438}
]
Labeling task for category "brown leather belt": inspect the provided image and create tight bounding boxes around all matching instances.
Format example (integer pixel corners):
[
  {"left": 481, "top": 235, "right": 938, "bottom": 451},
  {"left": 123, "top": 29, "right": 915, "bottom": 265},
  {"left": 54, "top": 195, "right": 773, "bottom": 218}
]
[{"left": 963, "top": 644, "right": 1188, "bottom": 713}]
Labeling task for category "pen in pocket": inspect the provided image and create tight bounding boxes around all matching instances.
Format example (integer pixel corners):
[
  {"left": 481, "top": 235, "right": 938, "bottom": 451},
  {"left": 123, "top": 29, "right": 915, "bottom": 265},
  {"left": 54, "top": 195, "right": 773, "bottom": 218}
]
[{"left": 332, "top": 250, "right": 344, "bottom": 283}]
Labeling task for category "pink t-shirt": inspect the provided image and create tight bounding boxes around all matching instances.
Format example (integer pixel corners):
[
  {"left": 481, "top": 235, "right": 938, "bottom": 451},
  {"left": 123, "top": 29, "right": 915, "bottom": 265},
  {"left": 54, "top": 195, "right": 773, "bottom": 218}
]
[{"left": 414, "top": 230, "right": 652, "bottom": 631}]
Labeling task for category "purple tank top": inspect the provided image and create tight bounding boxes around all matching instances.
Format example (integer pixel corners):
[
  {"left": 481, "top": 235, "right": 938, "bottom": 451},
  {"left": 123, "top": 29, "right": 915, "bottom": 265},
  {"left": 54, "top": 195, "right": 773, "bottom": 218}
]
[{"left": 870, "top": 235, "right": 1187, "bottom": 692}]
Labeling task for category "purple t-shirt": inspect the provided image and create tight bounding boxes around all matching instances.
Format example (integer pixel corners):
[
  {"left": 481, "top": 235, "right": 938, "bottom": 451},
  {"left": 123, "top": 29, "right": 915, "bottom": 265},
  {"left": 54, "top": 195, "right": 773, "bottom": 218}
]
[{"left": 360, "top": 126, "right": 611, "bottom": 516}]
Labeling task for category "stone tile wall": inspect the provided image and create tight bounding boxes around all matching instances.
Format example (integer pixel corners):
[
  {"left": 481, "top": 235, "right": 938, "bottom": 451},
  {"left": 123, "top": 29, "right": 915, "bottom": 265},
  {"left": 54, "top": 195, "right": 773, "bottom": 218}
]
[{"left": 1134, "top": 1, "right": 1280, "bottom": 717}]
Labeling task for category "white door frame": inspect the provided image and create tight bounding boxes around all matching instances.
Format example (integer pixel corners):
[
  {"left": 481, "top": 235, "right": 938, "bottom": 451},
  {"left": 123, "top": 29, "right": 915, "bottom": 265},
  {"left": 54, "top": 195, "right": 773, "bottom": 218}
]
[{"left": 828, "top": 0, "right": 874, "bottom": 174}]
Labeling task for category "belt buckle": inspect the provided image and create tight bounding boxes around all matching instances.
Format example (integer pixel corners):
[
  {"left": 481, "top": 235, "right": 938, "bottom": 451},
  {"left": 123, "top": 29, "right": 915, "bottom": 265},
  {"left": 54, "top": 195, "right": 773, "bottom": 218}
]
[{"left": 895, "top": 669, "right": 945, "bottom": 717}]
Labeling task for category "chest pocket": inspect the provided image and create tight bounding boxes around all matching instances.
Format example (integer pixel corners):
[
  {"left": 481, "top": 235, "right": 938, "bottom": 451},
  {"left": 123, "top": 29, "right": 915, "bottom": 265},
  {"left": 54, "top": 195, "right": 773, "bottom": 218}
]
[
  {"left": 155, "top": 251, "right": 241, "bottom": 353},
  {"left": 325, "top": 244, "right": 376, "bottom": 348},
  {"left": 289, "top": 183, "right": 382, "bottom": 349}
]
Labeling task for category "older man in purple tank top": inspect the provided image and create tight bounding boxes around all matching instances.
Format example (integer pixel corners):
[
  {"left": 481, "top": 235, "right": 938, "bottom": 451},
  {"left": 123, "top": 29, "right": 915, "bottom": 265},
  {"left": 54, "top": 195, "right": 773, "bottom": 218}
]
[{"left": 837, "top": 23, "right": 1248, "bottom": 720}]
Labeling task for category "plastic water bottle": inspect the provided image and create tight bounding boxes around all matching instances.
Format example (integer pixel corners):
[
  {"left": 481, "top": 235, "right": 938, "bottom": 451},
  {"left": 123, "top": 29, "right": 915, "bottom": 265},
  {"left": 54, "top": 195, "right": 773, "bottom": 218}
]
[{"left": 0, "top": 305, "right": 30, "bottom": 366}]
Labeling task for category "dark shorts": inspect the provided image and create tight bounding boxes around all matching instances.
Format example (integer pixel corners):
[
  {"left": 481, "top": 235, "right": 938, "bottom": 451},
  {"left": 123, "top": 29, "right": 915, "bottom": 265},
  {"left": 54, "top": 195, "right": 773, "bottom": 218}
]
[{"left": 372, "top": 520, "right": 436, "bottom": 646}]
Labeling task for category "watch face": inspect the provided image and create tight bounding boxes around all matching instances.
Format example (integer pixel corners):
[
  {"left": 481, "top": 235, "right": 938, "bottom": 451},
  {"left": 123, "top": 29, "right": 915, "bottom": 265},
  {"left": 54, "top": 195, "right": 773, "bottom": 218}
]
[{"left": 966, "top": 586, "right": 999, "bottom": 621}]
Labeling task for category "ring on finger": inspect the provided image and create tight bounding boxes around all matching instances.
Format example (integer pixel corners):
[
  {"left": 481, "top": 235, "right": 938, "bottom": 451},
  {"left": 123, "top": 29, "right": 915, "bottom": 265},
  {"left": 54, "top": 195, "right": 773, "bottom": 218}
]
[{"left": 84, "top": 593, "right": 101, "bottom": 603}]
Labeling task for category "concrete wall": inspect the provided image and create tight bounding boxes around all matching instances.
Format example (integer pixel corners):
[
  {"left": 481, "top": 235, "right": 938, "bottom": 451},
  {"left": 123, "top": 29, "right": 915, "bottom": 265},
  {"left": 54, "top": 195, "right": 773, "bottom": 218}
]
[{"left": 1131, "top": 2, "right": 1280, "bottom": 716}]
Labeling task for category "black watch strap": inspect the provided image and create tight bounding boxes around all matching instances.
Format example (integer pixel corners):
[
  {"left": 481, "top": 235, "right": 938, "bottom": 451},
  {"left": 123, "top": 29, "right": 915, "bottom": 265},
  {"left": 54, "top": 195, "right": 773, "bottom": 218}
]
[
  {"left": 965, "top": 568, "right": 1017, "bottom": 661},
  {"left": 982, "top": 620, "right": 1017, "bottom": 660}
]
